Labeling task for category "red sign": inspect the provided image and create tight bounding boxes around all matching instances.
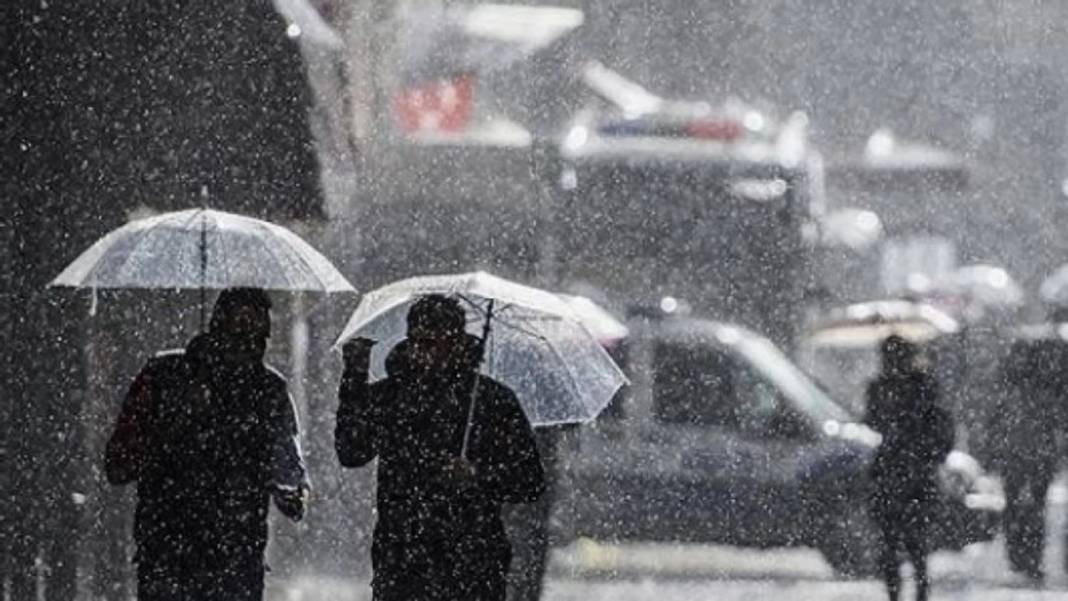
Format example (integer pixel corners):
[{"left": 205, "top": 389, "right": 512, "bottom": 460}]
[{"left": 392, "top": 74, "right": 475, "bottom": 134}]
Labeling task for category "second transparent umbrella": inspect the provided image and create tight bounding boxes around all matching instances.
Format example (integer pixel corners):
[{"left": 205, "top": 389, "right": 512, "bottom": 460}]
[{"left": 334, "top": 271, "right": 627, "bottom": 428}]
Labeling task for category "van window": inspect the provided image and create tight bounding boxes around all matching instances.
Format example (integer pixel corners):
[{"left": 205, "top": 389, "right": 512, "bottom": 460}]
[
  {"left": 652, "top": 342, "right": 736, "bottom": 426},
  {"left": 653, "top": 341, "right": 812, "bottom": 439}
]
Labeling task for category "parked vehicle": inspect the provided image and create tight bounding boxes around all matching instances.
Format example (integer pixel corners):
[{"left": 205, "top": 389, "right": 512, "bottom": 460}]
[
  {"left": 552, "top": 88, "right": 823, "bottom": 349},
  {"left": 552, "top": 313, "right": 1004, "bottom": 575}
]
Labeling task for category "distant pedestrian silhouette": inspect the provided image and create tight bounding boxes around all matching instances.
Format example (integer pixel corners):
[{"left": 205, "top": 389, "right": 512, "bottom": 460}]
[
  {"left": 336, "top": 294, "right": 545, "bottom": 601},
  {"left": 865, "top": 336, "right": 954, "bottom": 601},
  {"left": 989, "top": 334, "right": 1067, "bottom": 581},
  {"left": 105, "top": 288, "right": 309, "bottom": 601}
]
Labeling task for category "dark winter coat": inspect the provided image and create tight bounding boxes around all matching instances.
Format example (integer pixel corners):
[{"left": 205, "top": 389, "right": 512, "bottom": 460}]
[
  {"left": 864, "top": 371, "right": 954, "bottom": 525},
  {"left": 105, "top": 333, "right": 307, "bottom": 571},
  {"left": 988, "top": 337, "right": 1068, "bottom": 476},
  {"left": 335, "top": 341, "right": 545, "bottom": 601}
]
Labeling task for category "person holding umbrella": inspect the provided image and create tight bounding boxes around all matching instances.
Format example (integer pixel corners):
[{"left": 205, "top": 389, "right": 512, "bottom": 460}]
[
  {"left": 105, "top": 287, "right": 309, "bottom": 601},
  {"left": 336, "top": 294, "right": 545, "bottom": 601}
]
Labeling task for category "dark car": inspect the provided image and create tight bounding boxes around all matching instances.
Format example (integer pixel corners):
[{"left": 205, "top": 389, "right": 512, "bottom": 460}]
[{"left": 551, "top": 316, "right": 1003, "bottom": 575}]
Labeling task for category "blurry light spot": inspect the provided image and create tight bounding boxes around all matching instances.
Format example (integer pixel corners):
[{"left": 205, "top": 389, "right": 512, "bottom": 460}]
[
  {"left": 865, "top": 128, "right": 896, "bottom": 159},
  {"left": 286, "top": 23, "right": 302, "bottom": 39},
  {"left": 564, "top": 126, "right": 589, "bottom": 152},
  {"left": 987, "top": 269, "right": 1009, "bottom": 289},
  {"left": 743, "top": 110, "right": 766, "bottom": 132},
  {"left": 660, "top": 296, "right": 678, "bottom": 314},
  {"left": 560, "top": 168, "right": 578, "bottom": 190},
  {"left": 822, "top": 420, "right": 841, "bottom": 437},
  {"left": 730, "top": 178, "right": 788, "bottom": 202},
  {"left": 856, "top": 210, "right": 879, "bottom": 231}
]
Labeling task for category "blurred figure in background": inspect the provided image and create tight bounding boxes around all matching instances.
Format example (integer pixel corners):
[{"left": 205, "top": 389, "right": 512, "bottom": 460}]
[
  {"left": 865, "top": 335, "right": 955, "bottom": 601},
  {"left": 988, "top": 332, "right": 1068, "bottom": 582}
]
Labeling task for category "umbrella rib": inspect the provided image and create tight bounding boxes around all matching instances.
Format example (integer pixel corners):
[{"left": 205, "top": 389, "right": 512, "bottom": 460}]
[
  {"left": 454, "top": 294, "right": 586, "bottom": 419},
  {"left": 456, "top": 296, "right": 568, "bottom": 343},
  {"left": 455, "top": 296, "right": 552, "bottom": 341},
  {"left": 265, "top": 221, "right": 333, "bottom": 291},
  {"left": 458, "top": 296, "right": 563, "bottom": 325},
  {"left": 254, "top": 220, "right": 327, "bottom": 291},
  {"left": 247, "top": 229, "right": 293, "bottom": 290},
  {"left": 89, "top": 225, "right": 151, "bottom": 286},
  {"left": 241, "top": 217, "right": 310, "bottom": 290},
  {"left": 530, "top": 330, "right": 587, "bottom": 418},
  {"left": 487, "top": 316, "right": 554, "bottom": 344},
  {"left": 456, "top": 294, "right": 493, "bottom": 316},
  {"left": 105, "top": 218, "right": 184, "bottom": 287}
]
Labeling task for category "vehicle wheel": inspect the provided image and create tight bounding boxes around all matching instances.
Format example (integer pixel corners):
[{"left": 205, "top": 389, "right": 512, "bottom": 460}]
[{"left": 817, "top": 505, "right": 880, "bottom": 578}]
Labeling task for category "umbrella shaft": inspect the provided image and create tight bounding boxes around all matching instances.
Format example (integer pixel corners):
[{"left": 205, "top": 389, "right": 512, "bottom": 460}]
[
  {"left": 460, "top": 300, "right": 495, "bottom": 458},
  {"left": 200, "top": 211, "right": 207, "bottom": 331}
]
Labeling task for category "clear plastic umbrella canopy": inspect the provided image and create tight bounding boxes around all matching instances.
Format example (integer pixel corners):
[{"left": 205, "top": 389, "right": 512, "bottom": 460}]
[
  {"left": 335, "top": 271, "right": 627, "bottom": 426},
  {"left": 806, "top": 300, "right": 960, "bottom": 348},
  {"left": 51, "top": 208, "right": 355, "bottom": 293}
]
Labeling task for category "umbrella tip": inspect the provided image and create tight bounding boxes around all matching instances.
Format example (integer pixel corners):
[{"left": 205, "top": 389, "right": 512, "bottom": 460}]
[{"left": 200, "top": 185, "right": 209, "bottom": 209}]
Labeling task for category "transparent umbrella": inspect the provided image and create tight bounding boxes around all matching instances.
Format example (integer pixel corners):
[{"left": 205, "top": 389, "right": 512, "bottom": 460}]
[
  {"left": 50, "top": 208, "right": 355, "bottom": 326},
  {"left": 807, "top": 300, "right": 960, "bottom": 347},
  {"left": 335, "top": 271, "right": 627, "bottom": 433}
]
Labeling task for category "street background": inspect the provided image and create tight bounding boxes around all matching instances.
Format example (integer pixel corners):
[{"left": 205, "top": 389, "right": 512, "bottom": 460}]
[{"left": 268, "top": 479, "right": 1068, "bottom": 601}]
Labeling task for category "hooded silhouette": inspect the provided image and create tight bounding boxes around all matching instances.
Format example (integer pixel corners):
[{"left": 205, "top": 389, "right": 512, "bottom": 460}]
[
  {"left": 106, "top": 288, "right": 308, "bottom": 601},
  {"left": 336, "top": 295, "right": 544, "bottom": 601}
]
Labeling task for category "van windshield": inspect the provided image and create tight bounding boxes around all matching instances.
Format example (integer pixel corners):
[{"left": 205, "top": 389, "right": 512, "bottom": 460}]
[{"left": 734, "top": 337, "right": 853, "bottom": 424}]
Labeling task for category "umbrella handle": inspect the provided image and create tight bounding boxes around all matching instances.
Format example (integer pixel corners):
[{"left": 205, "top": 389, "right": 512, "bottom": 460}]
[{"left": 460, "top": 300, "right": 494, "bottom": 459}]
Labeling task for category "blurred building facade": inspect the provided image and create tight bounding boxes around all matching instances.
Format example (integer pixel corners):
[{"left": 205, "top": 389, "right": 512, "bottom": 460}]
[{"left": 325, "top": 0, "right": 1068, "bottom": 295}]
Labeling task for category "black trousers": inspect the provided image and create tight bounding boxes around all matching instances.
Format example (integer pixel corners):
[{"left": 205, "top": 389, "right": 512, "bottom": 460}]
[
  {"left": 372, "top": 554, "right": 509, "bottom": 601},
  {"left": 137, "top": 557, "right": 264, "bottom": 601},
  {"left": 1003, "top": 467, "right": 1054, "bottom": 577},
  {"left": 871, "top": 493, "right": 935, "bottom": 601}
]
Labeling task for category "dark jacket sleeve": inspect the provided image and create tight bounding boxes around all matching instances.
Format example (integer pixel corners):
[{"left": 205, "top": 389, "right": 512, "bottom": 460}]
[
  {"left": 270, "top": 386, "right": 310, "bottom": 492},
  {"left": 105, "top": 363, "right": 155, "bottom": 485},
  {"left": 335, "top": 366, "right": 381, "bottom": 468},
  {"left": 477, "top": 382, "right": 546, "bottom": 503}
]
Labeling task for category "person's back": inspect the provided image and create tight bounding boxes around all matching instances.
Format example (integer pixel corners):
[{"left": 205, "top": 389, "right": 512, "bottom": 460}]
[{"left": 106, "top": 288, "right": 307, "bottom": 601}]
